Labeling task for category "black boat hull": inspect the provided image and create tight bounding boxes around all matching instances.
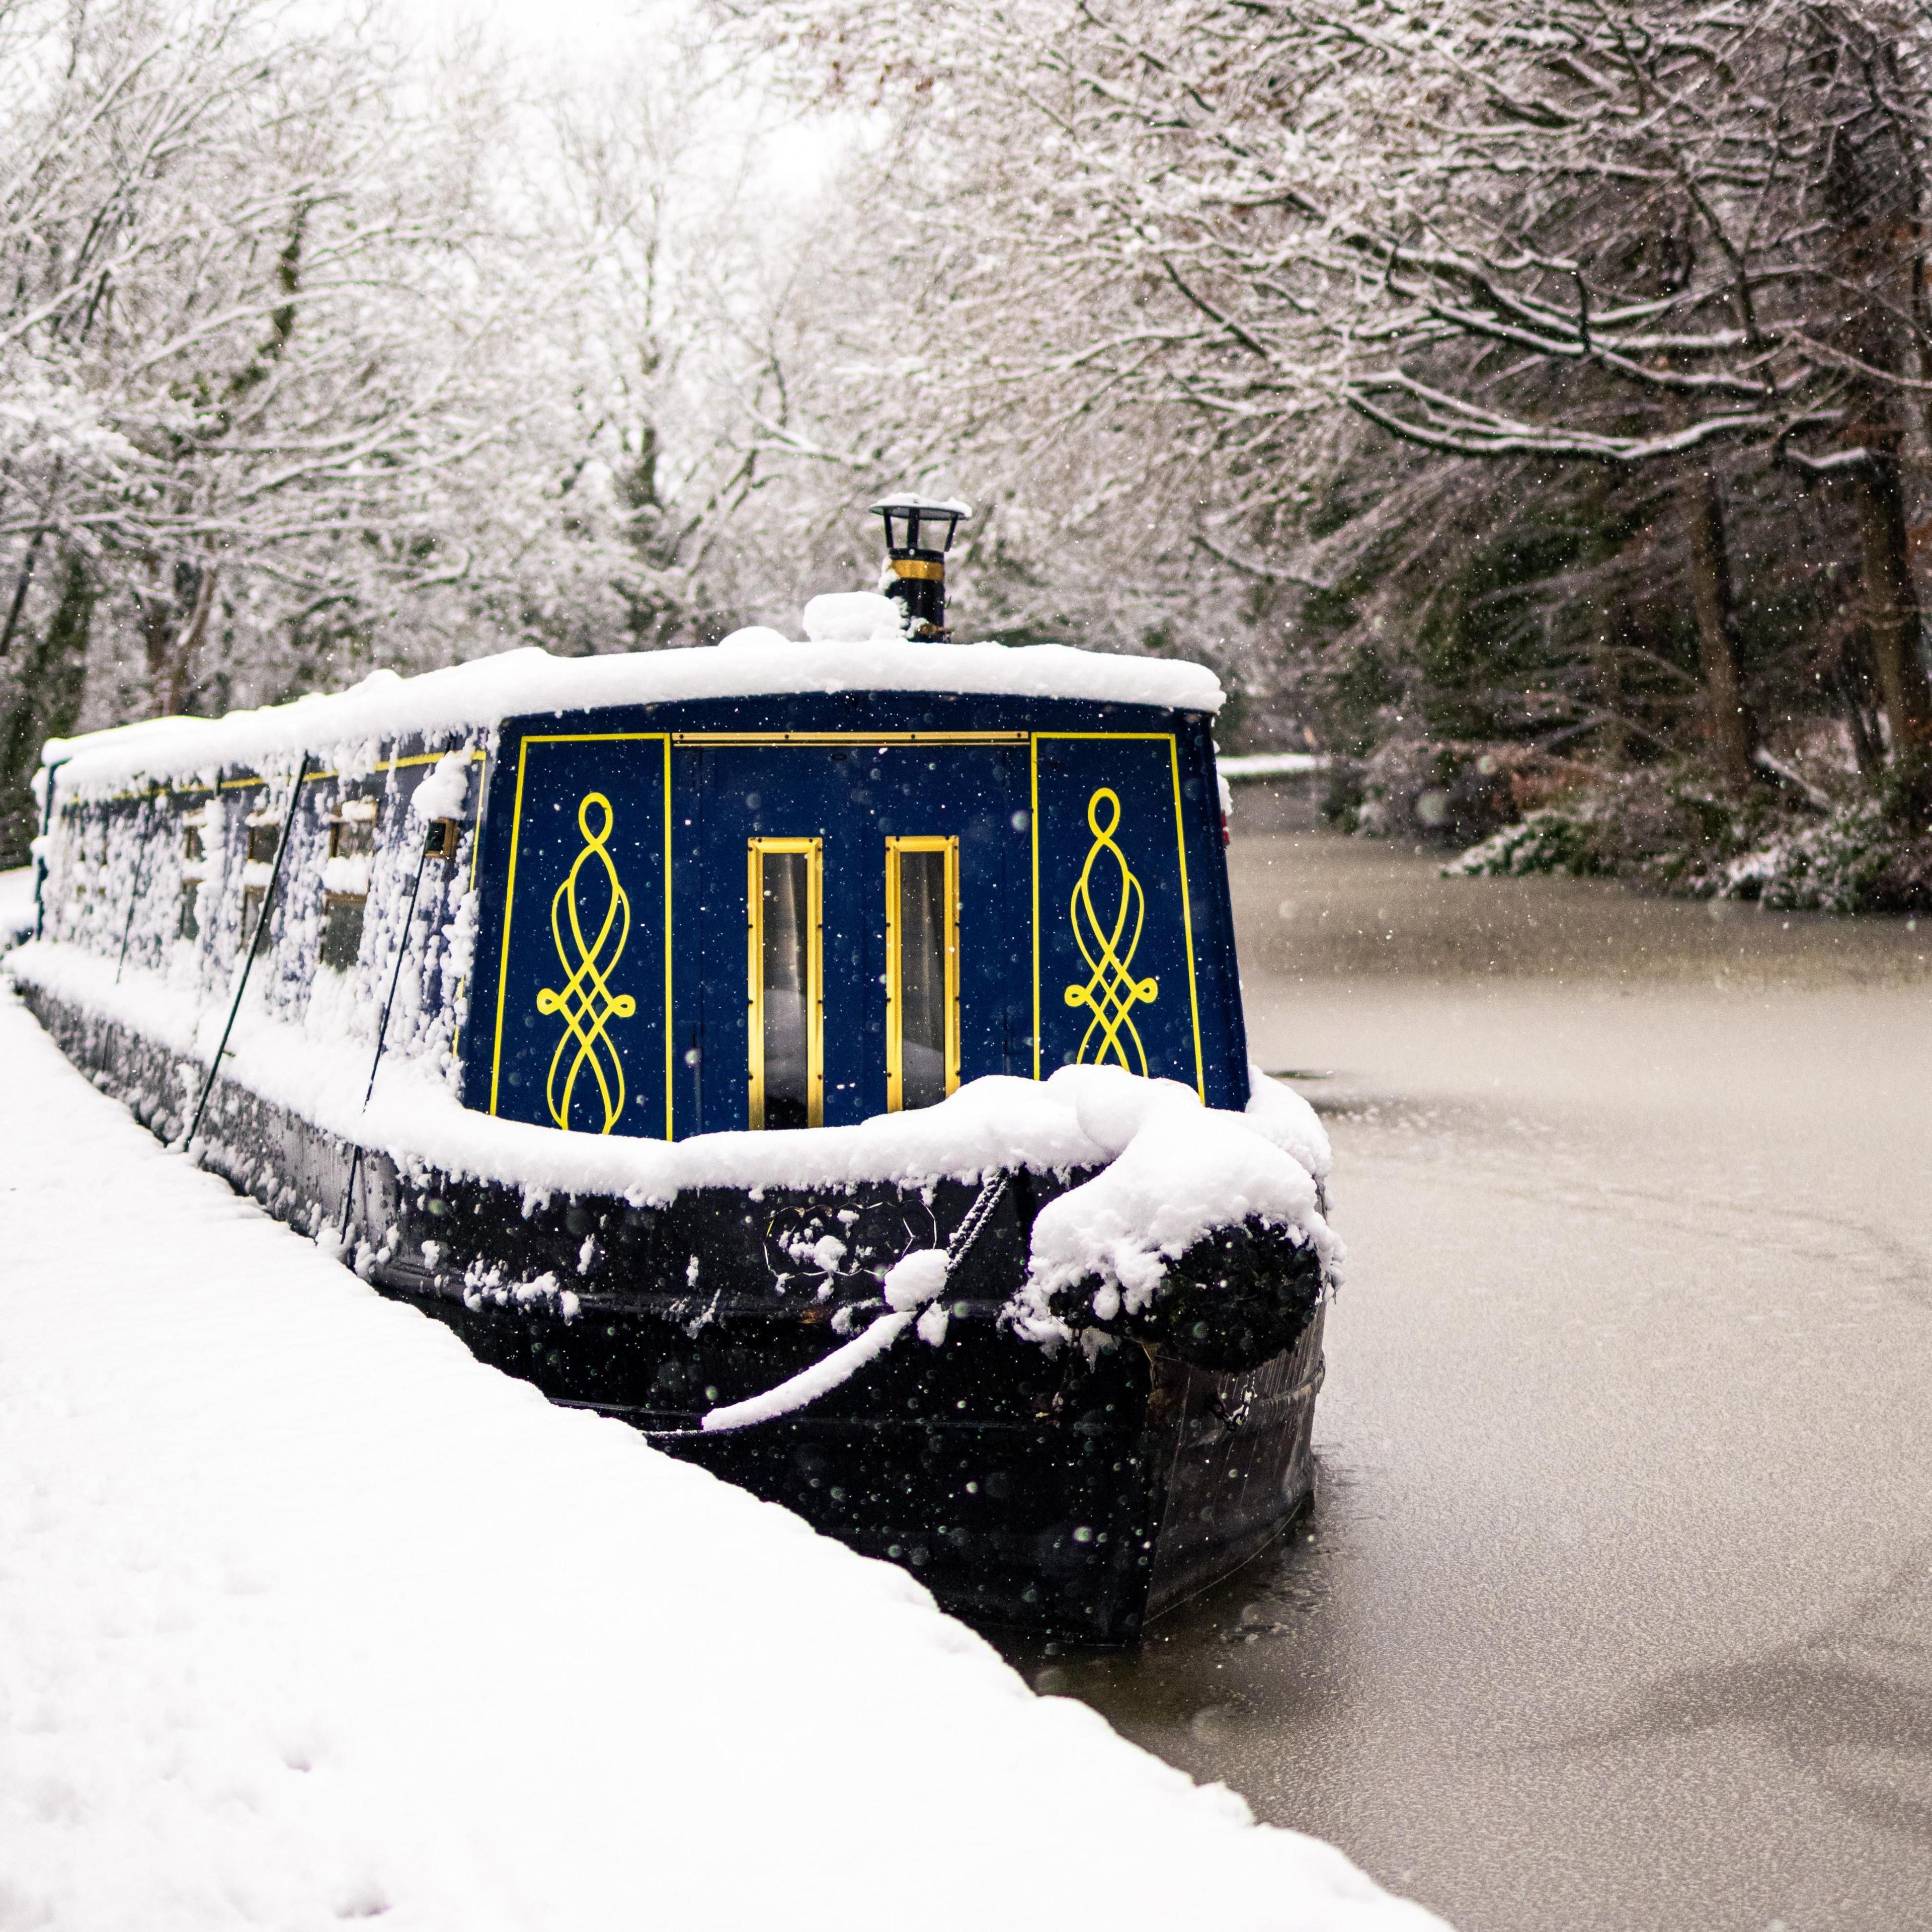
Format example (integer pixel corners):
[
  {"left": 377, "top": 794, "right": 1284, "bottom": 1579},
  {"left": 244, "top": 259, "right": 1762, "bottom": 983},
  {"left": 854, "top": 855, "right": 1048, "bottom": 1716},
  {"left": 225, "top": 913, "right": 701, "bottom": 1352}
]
[{"left": 21, "top": 984, "right": 1323, "bottom": 1642}]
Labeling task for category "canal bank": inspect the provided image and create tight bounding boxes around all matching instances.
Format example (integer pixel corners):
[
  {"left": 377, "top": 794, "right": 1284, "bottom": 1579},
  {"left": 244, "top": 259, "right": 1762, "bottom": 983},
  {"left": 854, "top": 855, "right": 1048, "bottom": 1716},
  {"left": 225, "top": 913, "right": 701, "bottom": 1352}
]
[{"left": 1008, "top": 816, "right": 1932, "bottom": 1932}]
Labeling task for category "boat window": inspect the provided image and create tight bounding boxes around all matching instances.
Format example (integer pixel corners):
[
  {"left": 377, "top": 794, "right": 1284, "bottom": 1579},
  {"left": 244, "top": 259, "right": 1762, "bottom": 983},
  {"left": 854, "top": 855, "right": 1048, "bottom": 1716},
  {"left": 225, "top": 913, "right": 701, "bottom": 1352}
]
[
  {"left": 886, "top": 836, "right": 958, "bottom": 1111},
  {"left": 319, "top": 797, "right": 376, "bottom": 974},
  {"left": 329, "top": 800, "right": 377, "bottom": 859},
  {"left": 179, "top": 806, "right": 209, "bottom": 941},
  {"left": 243, "top": 807, "right": 283, "bottom": 954},
  {"left": 320, "top": 895, "right": 365, "bottom": 972},
  {"left": 748, "top": 838, "right": 822, "bottom": 1130},
  {"left": 242, "top": 886, "right": 272, "bottom": 955}
]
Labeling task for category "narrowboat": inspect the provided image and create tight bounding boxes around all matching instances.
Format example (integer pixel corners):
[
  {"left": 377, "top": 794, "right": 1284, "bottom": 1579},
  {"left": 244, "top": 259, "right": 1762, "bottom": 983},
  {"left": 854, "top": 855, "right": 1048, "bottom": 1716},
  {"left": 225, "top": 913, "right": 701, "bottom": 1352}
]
[{"left": 9, "top": 500, "right": 1338, "bottom": 1643}]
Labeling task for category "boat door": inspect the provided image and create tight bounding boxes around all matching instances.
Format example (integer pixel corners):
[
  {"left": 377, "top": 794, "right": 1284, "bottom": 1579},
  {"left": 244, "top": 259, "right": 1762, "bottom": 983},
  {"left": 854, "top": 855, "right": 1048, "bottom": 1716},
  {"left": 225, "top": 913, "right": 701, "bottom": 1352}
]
[{"left": 676, "top": 737, "right": 1028, "bottom": 1134}]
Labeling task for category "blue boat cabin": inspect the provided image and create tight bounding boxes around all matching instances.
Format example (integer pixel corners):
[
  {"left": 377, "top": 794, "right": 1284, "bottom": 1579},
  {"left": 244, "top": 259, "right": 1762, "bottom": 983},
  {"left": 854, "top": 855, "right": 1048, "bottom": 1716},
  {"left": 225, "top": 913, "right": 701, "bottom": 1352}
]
[{"left": 462, "top": 687, "right": 1248, "bottom": 1140}]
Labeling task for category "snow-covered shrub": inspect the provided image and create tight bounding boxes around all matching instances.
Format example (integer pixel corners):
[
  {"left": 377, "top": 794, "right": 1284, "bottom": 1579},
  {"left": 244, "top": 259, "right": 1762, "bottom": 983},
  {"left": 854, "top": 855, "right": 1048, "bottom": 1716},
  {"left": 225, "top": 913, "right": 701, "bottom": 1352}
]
[
  {"left": 1448, "top": 808, "right": 1611, "bottom": 880},
  {"left": 1332, "top": 739, "right": 1598, "bottom": 848},
  {"left": 1447, "top": 764, "right": 1932, "bottom": 914},
  {"left": 1714, "top": 798, "right": 1927, "bottom": 913}
]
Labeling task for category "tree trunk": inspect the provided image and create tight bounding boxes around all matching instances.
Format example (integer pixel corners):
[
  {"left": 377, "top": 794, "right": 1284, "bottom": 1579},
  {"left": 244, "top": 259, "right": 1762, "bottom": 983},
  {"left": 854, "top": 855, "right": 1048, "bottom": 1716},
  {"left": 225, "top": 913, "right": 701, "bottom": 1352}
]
[
  {"left": 1595, "top": 622, "right": 1630, "bottom": 766},
  {"left": 1, "top": 461, "right": 66, "bottom": 660},
  {"left": 1676, "top": 458, "right": 1755, "bottom": 788},
  {"left": 139, "top": 568, "right": 175, "bottom": 717},
  {"left": 1845, "top": 449, "right": 1932, "bottom": 761},
  {"left": 0, "top": 525, "right": 49, "bottom": 660},
  {"left": 0, "top": 550, "right": 94, "bottom": 868},
  {"left": 1819, "top": 79, "right": 1932, "bottom": 792},
  {"left": 142, "top": 559, "right": 220, "bottom": 718},
  {"left": 165, "top": 562, "right": 219, "bottom": 717},
  {"left": 1834, "top": 627, "right": 1887, "bottom": 780}
]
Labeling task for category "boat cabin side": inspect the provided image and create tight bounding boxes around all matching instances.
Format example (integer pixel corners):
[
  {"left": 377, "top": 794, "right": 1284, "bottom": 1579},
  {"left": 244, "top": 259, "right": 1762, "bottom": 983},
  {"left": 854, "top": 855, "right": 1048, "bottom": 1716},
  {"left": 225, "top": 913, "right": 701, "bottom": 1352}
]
[
  {"left": 468, "top": 688, "right": 1249, "bottom": 1139},
  {"left": 33, "top": 746, "right": 484, "bottom": 1071},
  {"left": 32, "top": 684, "right": 1249, "bottom": 1139}
]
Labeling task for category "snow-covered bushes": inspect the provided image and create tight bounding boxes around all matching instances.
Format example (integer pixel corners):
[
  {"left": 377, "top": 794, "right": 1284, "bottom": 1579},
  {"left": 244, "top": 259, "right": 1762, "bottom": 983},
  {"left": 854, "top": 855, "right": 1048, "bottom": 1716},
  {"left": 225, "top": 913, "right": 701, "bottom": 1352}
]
[
  {"left": 1447, "top": 806, "right": 1616, "bottom": 881},
  {"left": 1328, "top": 739, "right": 1597, "bottom": 849},
  {"left": 1448, "top": 764, "right": 1932, "bottom": 914}
]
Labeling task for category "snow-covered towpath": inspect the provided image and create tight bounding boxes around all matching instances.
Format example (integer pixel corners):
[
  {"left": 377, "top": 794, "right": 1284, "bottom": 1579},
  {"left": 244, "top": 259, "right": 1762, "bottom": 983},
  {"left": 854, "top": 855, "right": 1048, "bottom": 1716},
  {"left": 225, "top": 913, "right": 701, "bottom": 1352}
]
[{"left": 0, "top": 986, "right": 1441, "bottom": 1932}]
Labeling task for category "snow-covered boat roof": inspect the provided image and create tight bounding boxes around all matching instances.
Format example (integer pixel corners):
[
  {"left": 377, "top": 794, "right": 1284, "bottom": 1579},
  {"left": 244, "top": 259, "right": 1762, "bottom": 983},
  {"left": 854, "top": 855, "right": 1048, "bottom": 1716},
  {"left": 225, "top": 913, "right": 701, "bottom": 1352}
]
[{"left": 43, "top": 638, "right": 1224, "bottom": 794}]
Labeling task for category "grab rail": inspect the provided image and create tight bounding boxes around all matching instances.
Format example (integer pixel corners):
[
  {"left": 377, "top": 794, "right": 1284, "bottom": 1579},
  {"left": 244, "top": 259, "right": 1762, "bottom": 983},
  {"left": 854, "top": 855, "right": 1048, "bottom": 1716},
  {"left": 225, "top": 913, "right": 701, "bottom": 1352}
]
[
  {"left": 181, "top": 754, "right": 309, "bottom": 1151},
  {"left": 338, "top": 823, "right": 442, "bottom": 1246}
]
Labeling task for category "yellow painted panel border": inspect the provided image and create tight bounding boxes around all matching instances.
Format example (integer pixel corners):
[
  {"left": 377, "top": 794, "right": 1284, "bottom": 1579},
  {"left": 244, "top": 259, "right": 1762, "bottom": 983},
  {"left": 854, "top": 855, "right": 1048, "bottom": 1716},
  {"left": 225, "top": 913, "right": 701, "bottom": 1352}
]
[
  {"left": 1028, "top": 733, "right": 1203, "bottom": 1099},
  {"left": 884, "top": 836, "right": 959, "bottom": 1112},
  {"left": 488, "top": 733, "right": 673, "bottom": 1139},
  {"left": 673, "top": 731, "right": 1026, "bottom": 747},
  {"left": 747, "top": 837, "right": 824, "bottom": 1130},
  {"left": 102, "top": 745, "right": 488, "bottom": 804},
  {"left": 299, "top": 748, "right": 490, "bottom": 787}
]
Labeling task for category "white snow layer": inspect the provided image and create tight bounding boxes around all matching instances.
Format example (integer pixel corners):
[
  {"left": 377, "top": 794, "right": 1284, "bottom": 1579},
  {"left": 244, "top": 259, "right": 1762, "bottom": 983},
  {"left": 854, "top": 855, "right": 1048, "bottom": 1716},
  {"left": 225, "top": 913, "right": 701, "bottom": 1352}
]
[
  {"left": 1015, "top": 1069, "right": 1338, "bottom": 1336},
  {"left": 800, "top": 591, "right": 907, "bottom": 643},
  {"left": 0, "top": 863, "right": 32, "bottom": 947},
  {"left": 1217, "top": 752, "right": 1332, "bottom": 779},
  {"left": 0, "top": 988, "right": 1441, "bottom": 1932},
  {"left": 406, "top": 749, "right": 470, "bottom": 823},
  {"left": 45, "top": 639, "right": 1223, "bottom": 796},
  {"left": 3, "top": 938, "right": 1329, "bottom": 1222}
]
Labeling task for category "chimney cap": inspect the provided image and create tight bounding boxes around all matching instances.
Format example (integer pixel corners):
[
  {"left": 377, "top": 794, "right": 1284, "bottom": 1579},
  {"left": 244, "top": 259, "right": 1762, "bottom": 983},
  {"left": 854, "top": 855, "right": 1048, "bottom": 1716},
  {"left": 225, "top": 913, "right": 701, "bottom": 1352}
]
[
  {"left": 869, "top": 491, "right": 973, "bottom": 515},
  {"left": 870, "top": 494, "right": 972, "bottom": 556}
]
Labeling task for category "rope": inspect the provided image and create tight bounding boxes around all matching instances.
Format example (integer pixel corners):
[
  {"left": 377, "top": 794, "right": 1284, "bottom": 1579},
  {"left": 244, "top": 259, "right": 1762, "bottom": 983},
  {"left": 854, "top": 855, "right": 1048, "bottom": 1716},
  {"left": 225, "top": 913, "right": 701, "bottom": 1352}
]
[
  {"left": 945, "top": 1167, "right": 1010, "bottom": 1269},
  {"left": 642, "top": 1167, "right": 1014, "bottom": 1440}
]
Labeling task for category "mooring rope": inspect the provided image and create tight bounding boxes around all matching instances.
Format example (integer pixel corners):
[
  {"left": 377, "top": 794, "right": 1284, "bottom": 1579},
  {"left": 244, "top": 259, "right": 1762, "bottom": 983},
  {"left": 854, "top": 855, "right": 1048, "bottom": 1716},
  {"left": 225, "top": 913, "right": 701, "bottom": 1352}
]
[
  {"left": 638, "top": 1167, "right": 1014, "bottom": 1440},
  {"left": 942, "top": 1167, "right": 1010, "bottom": 1272}
]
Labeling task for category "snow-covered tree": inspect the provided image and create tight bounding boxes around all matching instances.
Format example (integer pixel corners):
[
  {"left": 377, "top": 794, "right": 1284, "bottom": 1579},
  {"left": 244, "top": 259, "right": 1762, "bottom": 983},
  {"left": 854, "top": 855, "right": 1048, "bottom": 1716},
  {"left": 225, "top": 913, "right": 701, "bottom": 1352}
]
[
  {"left": 0, "top": 0, "right": 852, "bottom": 863},
  {"left": 749, "top": 0, "right": 1932, "bottom": 804}
]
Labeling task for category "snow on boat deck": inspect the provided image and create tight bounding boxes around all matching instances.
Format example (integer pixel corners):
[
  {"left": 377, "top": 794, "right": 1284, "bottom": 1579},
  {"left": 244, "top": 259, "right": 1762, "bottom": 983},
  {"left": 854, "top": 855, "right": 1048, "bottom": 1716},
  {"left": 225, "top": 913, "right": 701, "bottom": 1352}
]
[
  {"left": 0, "top": 987, "right": 1442, "bottom": 1932},
  {"left": 44, "top": 638, "right": 1222, "bottom": 795}
]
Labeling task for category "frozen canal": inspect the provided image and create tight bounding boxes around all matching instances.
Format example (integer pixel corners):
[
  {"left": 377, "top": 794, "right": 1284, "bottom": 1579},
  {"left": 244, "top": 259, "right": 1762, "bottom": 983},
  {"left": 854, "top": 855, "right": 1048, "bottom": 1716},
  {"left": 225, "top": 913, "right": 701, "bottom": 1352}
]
[{"left": 1012, "top": 805, "right": 1932, "bottom": 1932}]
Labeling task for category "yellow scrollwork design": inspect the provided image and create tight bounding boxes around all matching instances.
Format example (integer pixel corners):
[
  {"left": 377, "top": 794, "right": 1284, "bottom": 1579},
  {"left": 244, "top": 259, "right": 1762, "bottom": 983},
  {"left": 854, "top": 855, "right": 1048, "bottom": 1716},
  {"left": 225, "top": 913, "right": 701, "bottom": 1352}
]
[
  {"left": 536, "top": 791, "right": 636, "bottom": 1133},
  {"left": 1063, "top": 786, "right": 1159, "bottom": 1074}
]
